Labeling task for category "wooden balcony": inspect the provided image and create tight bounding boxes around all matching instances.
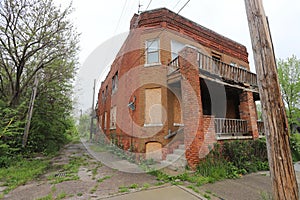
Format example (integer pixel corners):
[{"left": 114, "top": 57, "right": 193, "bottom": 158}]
[
  {"left": 167, "top": 53, "right": 258, "bottom": 90},
  {"left": 198, "top": 52, "right": 258, "bottom": 87}
]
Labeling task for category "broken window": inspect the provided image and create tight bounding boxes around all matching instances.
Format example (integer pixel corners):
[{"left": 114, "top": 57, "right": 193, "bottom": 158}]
[{"left": 112, "top": 72, "right": 118, "bottom": 94}]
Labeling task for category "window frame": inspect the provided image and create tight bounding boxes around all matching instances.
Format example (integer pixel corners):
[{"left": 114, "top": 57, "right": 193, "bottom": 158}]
[
  {"left": 145, "top": 38, "right": 160, "bottom": 66},
  {"left": 112, "top": 71, "right": 118, "bottom": 94},
  {"left": 171, "top": 40, "right": 185, "bottom": 60}
]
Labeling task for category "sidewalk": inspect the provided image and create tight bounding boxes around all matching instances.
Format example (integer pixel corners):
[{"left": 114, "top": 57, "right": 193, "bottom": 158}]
[
  {"left": 81, "top": 139, "right": 144, "bottom": 173},
  {"left": 99, "top": 185, "right": 204, "bottom": 200}
]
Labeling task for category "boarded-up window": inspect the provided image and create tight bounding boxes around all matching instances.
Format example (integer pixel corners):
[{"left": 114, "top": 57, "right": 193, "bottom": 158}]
[
  {"left": 104, "top": 112, "right": 107, "bottom": 130},
  {"left": 145, "top": 88, "right": 162, "bottom": 125},
  {"left": 110, "top": 106, "right": 116, "bottom": 129},
  {"left": 145, "top": 142, "right": 162, "bottom": 161},
  {"left": 173, "top": 96, "right": 182, "bottom": 124}
]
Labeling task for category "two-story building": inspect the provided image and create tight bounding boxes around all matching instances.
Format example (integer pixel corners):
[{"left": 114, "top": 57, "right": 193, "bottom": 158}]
[{"left": 97, "top": 8, "right": 263, "bottom": 168}]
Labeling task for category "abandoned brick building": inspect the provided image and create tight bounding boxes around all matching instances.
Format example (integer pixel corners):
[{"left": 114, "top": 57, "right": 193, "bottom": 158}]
[{"left": 96, "top": 8, "right": 264, "bottom": 168}]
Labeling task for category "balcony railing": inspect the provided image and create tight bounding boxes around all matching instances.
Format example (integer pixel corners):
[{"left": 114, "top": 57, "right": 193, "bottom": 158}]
[
  {"left": 257, "top": 121, "right": 265, "bottom": 136},
  {"left": 198, "top": 52, "right": 258, "bottom": 87},
  {"left": 215, "top": 118, "right": 249, "bottom": 137},
  {"left": 167, "top": 57, "right": 179, "bottom": 75}
]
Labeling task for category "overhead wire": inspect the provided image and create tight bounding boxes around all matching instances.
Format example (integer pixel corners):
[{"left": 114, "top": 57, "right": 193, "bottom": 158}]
[
  {"left": 172, "top": 0, "right": 183, "bottom": 9},
  {"left": 114, "top": 0, "right": 129, "bottom": 34},
  {"left": 98, "top": 0, "right": 192, "bottom": 95},
  {"left": 125, "top": 0, "right": 192, "bottom": 69},
  {"left": 145, "top": 0, "right": 153, "bottom": 10},
  {"left": 97, "top": 0, "right": 129, "bottom": 88}
]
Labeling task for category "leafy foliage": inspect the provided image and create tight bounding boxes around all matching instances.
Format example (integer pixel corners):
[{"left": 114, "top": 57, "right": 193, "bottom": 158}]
[
  {"left": 0, "top": 158, "right": 49, "bottom": 194},
  {"left": 0, "top": 0, "right": 79, "bottom": 166},
  {"left": 290, "top": 134, "right": 300, "bottom": 162},
  {"left": 277, "top": 55, "right": 300, "bottom": 131},
  {"left": 77, "top": 113, "right": 91, "bottom": 138},
  {"left": 195, "top": 140, "right": 269, "bottom": 182},
  {"left": 222, "top": 140, "right": 269, "bottom": 173}
]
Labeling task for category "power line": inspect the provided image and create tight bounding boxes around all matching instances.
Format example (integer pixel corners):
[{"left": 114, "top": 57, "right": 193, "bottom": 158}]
[
  {"left": 177, "top": 0, "right": 190, "bottom": 14},
  {"left": 145, "top": 0, "right": 153, "bottom": 10},
  {"left": 114, "top": 0, "right": 128, "bottom": 34},
  {"left": 98, "top": 0, "right": 192, "bottom": 95},
  {"left": 127, "top": 0, "right": 192, "bottom": 68},
  {"left": 172, "top": 0, "right": 183, "bottom": 9}
]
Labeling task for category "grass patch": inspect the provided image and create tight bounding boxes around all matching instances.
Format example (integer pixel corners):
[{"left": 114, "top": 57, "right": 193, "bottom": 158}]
[
  {"left": 48, "top": 156, "right": 85, "bottom": 184},
  {"left": 35, "top": 194, "right": 53, "bottom": 200},
  {"left": 187, "top": 185, "right": 199, "bottom": 193},
  {"left": 203, "top": 193, "right": 211, "bottom": 199},
  {"left": 90, "top": 184, "right": 98, "bottom": 194},
  {"left": 148, "top": 170, "right": 211, "bottom": 186},
  {"left": 142, "top": 183, "right": 150, "bottom": 190},
  {"left": 97, "top": 175, "right": 112, "bottom": 183},
  {"left": 0, "top": 158, "right": 49, "bottom": 194},
  {"left": 118, "top": 186, "right": 130, "bottom": 193},
  {"left": 129, "top": 183, "right": 139, "bottom": 189},
  {"left": 56, "top": 191, "right": 67, "bottom": 200}
]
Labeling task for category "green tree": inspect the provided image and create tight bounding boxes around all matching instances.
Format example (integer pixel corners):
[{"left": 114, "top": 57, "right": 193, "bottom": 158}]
[
  {"left": 277, "top": 55, "right": 300, "bottom": 131},
  {"left": 78, "top": 112, "right": 91, "bottom": 138},
  {"left": 0, "top": 0, "right": 79, "bottom": 106},
  {"left": 0, "top": 0, "right": 79, "bottom": 161}
]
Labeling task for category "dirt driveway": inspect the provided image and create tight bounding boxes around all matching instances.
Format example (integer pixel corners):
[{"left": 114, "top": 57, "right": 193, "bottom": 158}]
[{"left": 2, "top": 142, "right": 158, "bottom": 200}]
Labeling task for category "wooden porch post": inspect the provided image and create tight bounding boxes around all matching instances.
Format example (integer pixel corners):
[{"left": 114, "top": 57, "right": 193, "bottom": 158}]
[{"left": 244, "top": 0, "right": 299, "bottom": 199}]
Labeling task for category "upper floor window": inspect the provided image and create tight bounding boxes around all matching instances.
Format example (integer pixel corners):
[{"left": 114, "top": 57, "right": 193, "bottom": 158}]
[
  {"left": 171, "top": 40, "right": 185, "bottom": 60},
  {"left": 112, "top": 72, "right": 118, "bottom": 94},
  {"left": 146, "top": 39, "right": 159, "bottom": 64}
]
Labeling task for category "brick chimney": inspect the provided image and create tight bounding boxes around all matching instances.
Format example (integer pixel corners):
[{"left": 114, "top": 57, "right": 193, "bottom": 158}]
[{"left": 130, "top": 13, "right": 139, "bottom": 30}]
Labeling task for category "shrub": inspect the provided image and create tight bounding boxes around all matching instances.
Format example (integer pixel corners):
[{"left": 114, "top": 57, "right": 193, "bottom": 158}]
[
  {"left": 222, "top": 139, "right": 269, "bottom": 173},
  {"left": 290, "top": 133, "right": 300, "bottom": 161},
  {"left": 196, "top": 140, "right": 269, "bottom": 181}
]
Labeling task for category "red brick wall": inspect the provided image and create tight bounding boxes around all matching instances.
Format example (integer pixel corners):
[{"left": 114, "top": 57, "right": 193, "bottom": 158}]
[
  {"left": 132, "top": 8, "right": 249, "bottom": 64},
  {"left": 239, "top": 91, "right": 259, "bottom": 139},
  {"left": 179, "top": 47, "right": 204, "bottom": 169},
  {"left": 199, "top": 115, "right": 217, "bottom": 158}
]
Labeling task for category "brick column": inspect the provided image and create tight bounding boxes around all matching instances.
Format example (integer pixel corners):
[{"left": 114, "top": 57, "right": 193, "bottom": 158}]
[
  {"left": 239, "top": 91, "right": 259, "bottom": 139},
  {"left": 179, "top": 47, "right": 204, "bottom": 169},
  {"left": 199, "top": 115, "right": 217, "bottom": 158}
]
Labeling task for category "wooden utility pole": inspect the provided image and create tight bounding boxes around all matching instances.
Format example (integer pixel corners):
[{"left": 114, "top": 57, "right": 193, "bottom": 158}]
[
  {"left": 22, "top": 74, "right": 39, "bottom": 147},
  {"left": 244, "top": 1, "right": 299, "bottom": 199},
  {"left": 90, "top": 79, "right": 96, "bottom": 141}
]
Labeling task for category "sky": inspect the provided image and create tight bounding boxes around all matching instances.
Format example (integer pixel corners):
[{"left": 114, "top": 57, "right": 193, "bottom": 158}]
[{"left": 54, "top": 0, "right": 300, "bottom": 112}]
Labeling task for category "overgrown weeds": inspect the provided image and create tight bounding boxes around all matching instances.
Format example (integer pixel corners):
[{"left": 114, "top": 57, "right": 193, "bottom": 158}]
[{"left": 0, "top": 158, "right": 49, "bottom": 195}]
